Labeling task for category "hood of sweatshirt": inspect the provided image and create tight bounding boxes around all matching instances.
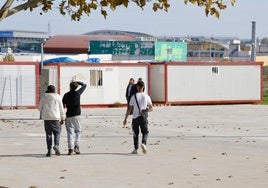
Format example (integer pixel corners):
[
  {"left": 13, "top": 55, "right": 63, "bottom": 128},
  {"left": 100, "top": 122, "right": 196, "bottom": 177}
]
[{"left": 43, "top": 93, "right": 60, "bottom": 101}]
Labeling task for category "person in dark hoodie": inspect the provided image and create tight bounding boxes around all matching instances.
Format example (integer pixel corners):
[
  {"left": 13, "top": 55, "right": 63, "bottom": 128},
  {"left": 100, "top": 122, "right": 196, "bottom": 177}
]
[
  {"left": 62, "top": 81, "right": 87, "bottom": 155},
  {"left": 39, "top": 85, "right": 65, "bottom": 157}
]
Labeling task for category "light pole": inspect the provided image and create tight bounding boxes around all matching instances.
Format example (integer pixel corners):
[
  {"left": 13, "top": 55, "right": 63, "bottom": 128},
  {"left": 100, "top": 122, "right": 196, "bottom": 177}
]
[
  {"left": 251, "top": 21, "right": 256, "bottom": 62},
  {"left": 209, "top": 43, "right": 212, "bottom": 62},
  {"left": 40, "top": 39, "right": 46, "bottom": 70}
]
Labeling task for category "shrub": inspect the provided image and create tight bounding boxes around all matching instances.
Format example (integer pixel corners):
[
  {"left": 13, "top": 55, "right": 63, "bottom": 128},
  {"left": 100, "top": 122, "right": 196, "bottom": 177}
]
[{"left": 2, "top": 54, "right": 15, "bottom": 62}]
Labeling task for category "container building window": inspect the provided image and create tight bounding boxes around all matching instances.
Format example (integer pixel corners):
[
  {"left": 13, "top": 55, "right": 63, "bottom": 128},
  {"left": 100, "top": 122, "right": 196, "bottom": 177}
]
[{"left": 90, "top": 69, "right": 103, "bottom": 86}]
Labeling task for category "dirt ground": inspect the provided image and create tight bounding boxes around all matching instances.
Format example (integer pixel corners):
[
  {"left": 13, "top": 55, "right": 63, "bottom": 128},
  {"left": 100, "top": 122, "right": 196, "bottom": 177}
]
[{"left": 0, "top": 105, "right": 268, "bottom": 188}]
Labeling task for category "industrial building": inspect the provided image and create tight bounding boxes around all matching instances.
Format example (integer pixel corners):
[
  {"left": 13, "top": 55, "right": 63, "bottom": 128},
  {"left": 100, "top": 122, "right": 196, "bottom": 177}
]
[
  {"left": 2, "top": 29, "right": 268, "bottom": 64},
  {"left": 0, "top": 30, "right": 48, "bottom": 53}
]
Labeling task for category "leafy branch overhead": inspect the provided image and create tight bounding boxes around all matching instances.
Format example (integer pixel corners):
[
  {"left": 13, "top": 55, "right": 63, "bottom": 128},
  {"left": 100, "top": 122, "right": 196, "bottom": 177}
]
[{"left": 0, "top": 0, "right": 236, "bottom": 21}]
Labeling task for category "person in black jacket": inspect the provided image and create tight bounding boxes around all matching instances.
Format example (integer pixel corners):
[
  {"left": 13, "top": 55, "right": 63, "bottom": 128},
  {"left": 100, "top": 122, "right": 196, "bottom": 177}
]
[
  {"left": 62, "top": 81, "right": 87, "bottom": 155},
  {"left": 125, "top": 78, "right": 135, "bottom": 105},
  {"left": 130, "top": 77, "right": 145, "bottom": 97}
]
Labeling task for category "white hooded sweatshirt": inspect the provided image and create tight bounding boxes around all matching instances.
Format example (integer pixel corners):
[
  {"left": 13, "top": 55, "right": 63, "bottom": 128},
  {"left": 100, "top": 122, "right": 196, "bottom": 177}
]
[{"left": 38, "top": 93, "right": 65, "bottom": 121}]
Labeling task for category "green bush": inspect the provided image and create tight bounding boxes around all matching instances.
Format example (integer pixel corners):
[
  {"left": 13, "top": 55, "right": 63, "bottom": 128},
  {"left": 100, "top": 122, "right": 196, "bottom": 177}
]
[{"left": 263, "top": 93, "right": 268, "bottom": 104}]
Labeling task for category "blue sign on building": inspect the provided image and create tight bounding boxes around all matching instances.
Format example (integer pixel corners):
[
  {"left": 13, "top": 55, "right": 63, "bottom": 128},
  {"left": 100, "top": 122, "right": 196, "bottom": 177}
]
[{"left": 0, "top": 31, "right": 13, "bottom": 37}]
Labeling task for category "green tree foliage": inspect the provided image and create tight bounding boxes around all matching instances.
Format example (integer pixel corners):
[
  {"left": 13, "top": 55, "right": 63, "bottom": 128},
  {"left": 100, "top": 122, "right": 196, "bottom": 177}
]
[
  {"left": 2, "top": 53, "right": 15, "bottom": 62},
  {"left": 0, "top": 0, "right": 236, "bottom": 21}
]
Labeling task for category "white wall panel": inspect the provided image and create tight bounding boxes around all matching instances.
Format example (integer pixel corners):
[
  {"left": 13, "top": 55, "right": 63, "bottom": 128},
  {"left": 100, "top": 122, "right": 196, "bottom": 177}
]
[
  {"left": 150, "top": 65, "right": 165, "bottom": 101},
  {"left": 0, "top": 64, "right": 37, "bottom": 107},
  {"left": 167, "top": 64, "right": 261, "bottom": 102}
]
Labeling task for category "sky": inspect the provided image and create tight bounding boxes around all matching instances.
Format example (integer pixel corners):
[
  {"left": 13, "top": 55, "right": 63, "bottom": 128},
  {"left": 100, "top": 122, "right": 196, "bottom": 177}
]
[{"left": 0, "top": 0, "right": 267, "bottom": 39}]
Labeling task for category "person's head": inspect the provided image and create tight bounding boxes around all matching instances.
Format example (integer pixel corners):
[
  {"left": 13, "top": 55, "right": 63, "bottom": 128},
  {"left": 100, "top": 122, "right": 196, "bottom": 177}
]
[
  {"left": 70, "top": 81, "right": 79, "bottom": 91},
  {"left": 136, "top": 80, "right": 144, "bottom": 92},
  {"left": 46, "top": 85, "right": 55, "bottom": 93},
  {"left": 129, "top": 78, "right": 135, "bottom": 85},
  {"left": 138, "top": 77, "right": 143, "bottom": 82}
]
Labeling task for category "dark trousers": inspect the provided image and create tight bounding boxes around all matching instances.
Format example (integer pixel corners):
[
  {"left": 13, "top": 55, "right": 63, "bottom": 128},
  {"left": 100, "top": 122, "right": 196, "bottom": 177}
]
[
  {"left": 127, "top": 96, "right": 131, "bottom": 105},
  {"left": 132, "top": 117, "right": 149, "bottom": 150},
  {"left": 44, "top": 120, "right": 61, "bottom": 150}
]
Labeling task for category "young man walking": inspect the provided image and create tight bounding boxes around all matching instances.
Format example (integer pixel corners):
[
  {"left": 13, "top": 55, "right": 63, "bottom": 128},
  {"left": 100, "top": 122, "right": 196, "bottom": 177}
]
[
  {"left": 123, "top": 80, "right": 153, "bottom": 154},
  {"left": 39, "top": 85, "right": 65, "bottom": 157},
  {"left": 62, "top": 81, "right": 87, "bottom": 155}
]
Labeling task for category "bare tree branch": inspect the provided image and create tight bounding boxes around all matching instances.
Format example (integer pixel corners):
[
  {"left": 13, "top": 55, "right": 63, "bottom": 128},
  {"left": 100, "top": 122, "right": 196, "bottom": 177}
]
[
  {"left": 0, "top": 0, "right": 14, "bottom": 21},
  {"left": 0, "top": 0, "right": 42, "bottom": 21}
]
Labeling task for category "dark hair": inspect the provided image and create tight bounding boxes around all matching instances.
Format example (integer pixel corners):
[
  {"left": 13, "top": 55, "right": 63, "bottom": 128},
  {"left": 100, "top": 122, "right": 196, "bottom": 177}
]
[
  {"left": 137, "top": 80, "right": 144, "bottom": 88},
  {"left": 46, "top": 85, "right": 55, "bottom": 93},
  {"left": 70, "top": 81, "right": 79, "bottom": 91}
]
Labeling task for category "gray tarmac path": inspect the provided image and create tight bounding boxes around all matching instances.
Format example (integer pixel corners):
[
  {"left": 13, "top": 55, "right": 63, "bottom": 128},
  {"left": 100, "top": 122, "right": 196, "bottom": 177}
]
[{"left": 1, "top": 105, "right": 268, "bottom": 188}]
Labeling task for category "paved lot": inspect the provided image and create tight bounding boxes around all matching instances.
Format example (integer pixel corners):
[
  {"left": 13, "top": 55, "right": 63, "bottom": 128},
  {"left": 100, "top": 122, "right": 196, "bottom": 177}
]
[{"left": 1, "top": 105, "right": 268, "bottom": 188}]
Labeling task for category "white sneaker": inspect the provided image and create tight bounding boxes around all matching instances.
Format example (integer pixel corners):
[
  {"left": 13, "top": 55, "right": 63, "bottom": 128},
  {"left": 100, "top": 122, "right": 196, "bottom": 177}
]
[
  {"left": 131, "top": 149, "right": 138, "bottom": 154},
  {"left": 141, "top": 144, "right": 147, "bottom": 154}
]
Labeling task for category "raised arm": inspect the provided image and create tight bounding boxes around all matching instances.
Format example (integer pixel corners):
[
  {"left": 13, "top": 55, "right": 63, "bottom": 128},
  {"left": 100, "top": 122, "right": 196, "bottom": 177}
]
[{"left": 76, "top": 81, "right": 87, "bottom": 94}]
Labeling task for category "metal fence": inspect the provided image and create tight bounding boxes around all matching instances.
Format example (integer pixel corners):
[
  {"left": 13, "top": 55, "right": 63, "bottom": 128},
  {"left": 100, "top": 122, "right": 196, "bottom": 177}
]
[{"left": 0, "top": 75, "right": 38, "bottom": 108}]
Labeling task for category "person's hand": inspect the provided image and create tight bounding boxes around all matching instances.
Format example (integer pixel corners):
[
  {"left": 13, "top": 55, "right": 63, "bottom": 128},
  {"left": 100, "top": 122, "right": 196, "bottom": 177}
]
[{"left": 60, "top": 120, "right": 64, "bottom": 125}]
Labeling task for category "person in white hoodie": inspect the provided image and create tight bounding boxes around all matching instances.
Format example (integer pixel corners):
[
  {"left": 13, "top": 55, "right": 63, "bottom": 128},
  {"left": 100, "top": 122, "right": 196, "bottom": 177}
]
[{"left": 39, "top": 85, "right": 65, "bottom": 157}]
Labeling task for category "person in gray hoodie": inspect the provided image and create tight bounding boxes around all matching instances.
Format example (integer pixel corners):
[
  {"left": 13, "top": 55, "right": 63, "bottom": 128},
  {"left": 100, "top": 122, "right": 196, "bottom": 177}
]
[{"left": 39, "top": 85, "right": 65, "bottom": 157}]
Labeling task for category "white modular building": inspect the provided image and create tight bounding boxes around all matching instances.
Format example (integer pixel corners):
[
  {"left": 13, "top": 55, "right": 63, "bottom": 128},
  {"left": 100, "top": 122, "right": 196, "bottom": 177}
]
[
  {"left": 0, "top": 61, "right": 263, "bottom": 108},
  {"left": 150, "top": 62, "right": 263, "bottom": 104},
  {"left": 41, "top": 63, "right": 149, "bottom": 107}
]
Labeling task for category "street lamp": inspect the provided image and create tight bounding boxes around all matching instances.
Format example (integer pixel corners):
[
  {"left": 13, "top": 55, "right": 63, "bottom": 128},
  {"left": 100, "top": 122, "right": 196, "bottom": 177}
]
[
  {"left": 209, "top": 43, "right": 212, "bottom": 62},
  {"left": 251, "top": 21, "right": 256, "bottom": 62},
  {"left": 40, "top": 39, "right": 46, "bottom": 70}
]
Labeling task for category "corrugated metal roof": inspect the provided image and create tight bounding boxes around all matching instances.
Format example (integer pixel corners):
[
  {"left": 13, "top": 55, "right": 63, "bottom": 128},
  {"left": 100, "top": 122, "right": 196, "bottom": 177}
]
[{"left": 44, "top": 35, "right": 135, "bottom": 54}]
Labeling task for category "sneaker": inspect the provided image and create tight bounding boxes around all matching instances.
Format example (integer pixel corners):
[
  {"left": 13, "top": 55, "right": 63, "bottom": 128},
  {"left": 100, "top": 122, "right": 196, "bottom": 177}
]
[
  {"left": 141, "top": 144, "right": 147, "bottom": 154},
  {"left": 53, "top": 146, "right": 61, "bottom": 156},
  {"left": 46, "top": 150, "right": 51, "bottom": 157},
  {"left": 131, "top": 149, "right": 138, "bottom": 154},
  {"left": 74, "top": 145, "right": 80, "bottom": 154},
  {"left": 68, "top": 149, "right": 73, "bottom": 155}
]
